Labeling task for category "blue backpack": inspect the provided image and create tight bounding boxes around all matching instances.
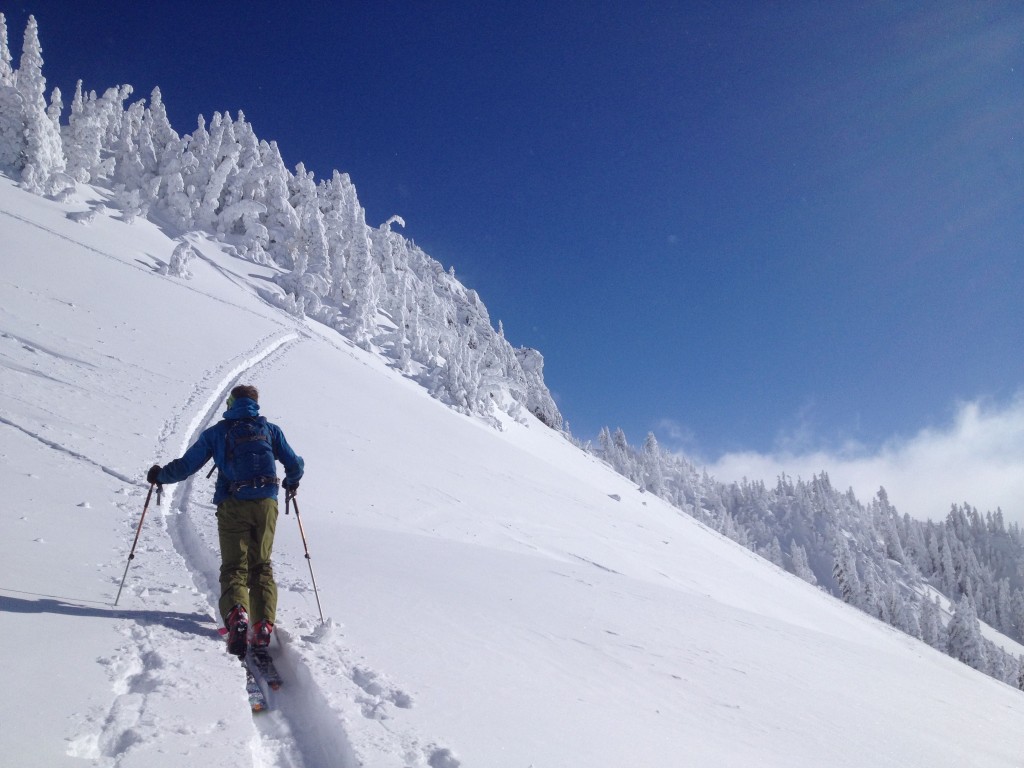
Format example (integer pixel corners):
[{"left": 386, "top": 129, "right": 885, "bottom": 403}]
[{"left": 223, "top": 417, "right": 279, "bottom": 499}]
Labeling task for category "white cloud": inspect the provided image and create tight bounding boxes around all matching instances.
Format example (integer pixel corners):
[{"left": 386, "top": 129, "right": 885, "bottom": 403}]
[
  {"left": 704, "top": 396, "right": 1024, "bottom": 523},
  {"left": 655, "top": 418, "right": 697, "bottom": 447}
]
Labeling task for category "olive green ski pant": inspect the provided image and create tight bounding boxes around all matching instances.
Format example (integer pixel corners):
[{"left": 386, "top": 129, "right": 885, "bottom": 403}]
[{"left": 216, "top": 497, "right": 278, "bottom": 626}]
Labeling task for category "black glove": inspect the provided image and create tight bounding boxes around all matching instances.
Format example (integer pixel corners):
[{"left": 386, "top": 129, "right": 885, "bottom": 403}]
[
  {"left": 283, "top": 480, "right": 299, "bottom": 496},
  {"left": 147, "top": 464, "right": 162, "bottom": 485}
]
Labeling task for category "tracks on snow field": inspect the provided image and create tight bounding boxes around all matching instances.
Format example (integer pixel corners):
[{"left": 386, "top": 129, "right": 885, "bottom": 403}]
[
  {"left": 0, "top": 413, "right": 137, "bottom": 484},
  {"left": 106, "top": 323, "right": 459, "bottom": 767},
  {"left": 71, "top": 332, "right": 360, "bottom": 768},
  {"left": 156, "top": 333, "right": 360, "bottom": 768},
  {"left": 151, "top": 331, "right": 458, "bottom": 768}
]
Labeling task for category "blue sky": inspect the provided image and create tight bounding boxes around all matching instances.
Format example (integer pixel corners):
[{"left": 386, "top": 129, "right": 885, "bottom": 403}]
[{"left": 8, "top": 2, "right": 1024, "bottom": 509}]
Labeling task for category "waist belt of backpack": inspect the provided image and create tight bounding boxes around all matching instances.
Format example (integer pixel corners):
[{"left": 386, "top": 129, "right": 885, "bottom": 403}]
[{"left": 229, "top": 476, "right": 281, "bottom": 493}]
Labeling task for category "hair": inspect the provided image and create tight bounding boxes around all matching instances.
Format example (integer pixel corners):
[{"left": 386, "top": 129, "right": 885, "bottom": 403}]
[{"left": 230, "top": 384, "right": 259, "bottom": 402}]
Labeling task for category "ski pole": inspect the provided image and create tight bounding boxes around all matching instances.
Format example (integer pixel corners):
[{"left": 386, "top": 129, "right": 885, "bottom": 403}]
[
  {"left": 114, "top": 482, "right": 158, "bottom": 607},
  {"left": 287, "top": 490, "right": 325, "bottom": 624}
]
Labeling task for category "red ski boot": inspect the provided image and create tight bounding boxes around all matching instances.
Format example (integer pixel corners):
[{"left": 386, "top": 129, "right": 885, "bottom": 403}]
[{"left": 225, "top": 604, "right": 249, "bottom": 658}]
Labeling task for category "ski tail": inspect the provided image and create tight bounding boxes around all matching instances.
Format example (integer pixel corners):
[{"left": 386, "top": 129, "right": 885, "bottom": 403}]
[{"left": 243, "top": 660, "right": 269, "bottom": 712}]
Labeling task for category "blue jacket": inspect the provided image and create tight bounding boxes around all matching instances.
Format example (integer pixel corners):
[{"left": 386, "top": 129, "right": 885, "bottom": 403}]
[{"left": 157, "top": 398, "right": 304, "bottom": 505}]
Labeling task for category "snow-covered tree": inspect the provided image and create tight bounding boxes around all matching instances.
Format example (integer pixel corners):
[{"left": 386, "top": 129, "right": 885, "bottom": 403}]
[
  {"left": 319, "top": 170, "right": 357, "bottom": 303},
  {"left": 876, "top": 488, "right": 906, "bottom": 564},
  {"left": 862, "top": 566, "right": 884, "bottom": 619},
  {"left": 294, "top": 164, "right": 330, "bottom": 288},
  {"left": 885, "top": 584, "right": 920, "bottom": 638},
  {"left": 641, "top": 432, "right": 665, "bottom": 495},
  {"left": 0, "top": 13, "right": 12, "bottom": 85},
  {"left": 0, "top": 13, "right": 22, "bottom": 170},
  {"left": 15, "top": 16, "right": 65, "bottom": 191},
  {"left": 790, "top": 543, "right": 817, "bottom": 585},
  {"left": 63, "top": 82, "right": 97, "bottom": 181},
  {"left": 514, "top": 347, "right": 561, "bottom": 429},
  {"left": 145, "top": 87, "right": 178, "bottom": 160},
  {"left": 162, "top": 241, "right": 195, "bottom": 278},
  {"left": 259, "top": 141, "right": 300, "bottom": 268},
  {"left": 345, "top": 211, "right": 379, "bottom": 345},
  {"left": 833, "top": 536, "right": 862, "bottom": 606},
  {"left": 947, "top": 596, "right": 987, "bottom": 673},
  {"left": 919, "top": 595, "right": 945, "bottom": 650}
]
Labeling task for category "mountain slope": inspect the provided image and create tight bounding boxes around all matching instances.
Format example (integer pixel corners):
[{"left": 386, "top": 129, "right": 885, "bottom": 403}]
[{"left": 3, "top": 175, "right": 1024, "bottom": 767}]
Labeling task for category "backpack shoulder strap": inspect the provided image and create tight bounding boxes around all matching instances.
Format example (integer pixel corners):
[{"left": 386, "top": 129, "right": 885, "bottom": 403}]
[{"left": 225, "top": 417, "right": 270, "bottom": 457}]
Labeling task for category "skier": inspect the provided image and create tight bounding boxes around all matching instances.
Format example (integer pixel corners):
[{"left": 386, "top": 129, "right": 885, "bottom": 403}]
[{"left": 147, "top": 384, "right": 304, "bottom": 658}]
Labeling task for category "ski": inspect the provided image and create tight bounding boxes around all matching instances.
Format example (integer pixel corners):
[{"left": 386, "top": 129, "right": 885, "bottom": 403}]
[
  {"left": 220, "top": 625, "right": 272, "bottom": 712},
  {"left": 248, "top": 647, "right": 283, "bottom": 690},
  {"left": 243, "top": 659, "right": 269, "bottom": 713}
]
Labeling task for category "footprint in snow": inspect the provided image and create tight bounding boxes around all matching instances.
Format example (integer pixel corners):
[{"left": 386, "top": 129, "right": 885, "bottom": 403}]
[
  {"left": 427, "top": 746, "right": 461, "bottom": 768},
  {"left": 353, "top": 666, "right": 413, "bottom": 710}
]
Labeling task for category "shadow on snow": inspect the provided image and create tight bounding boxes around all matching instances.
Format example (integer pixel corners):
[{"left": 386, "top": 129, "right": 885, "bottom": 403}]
[{"left": 0, "top": 588, "right": 214, "bottom": 639}]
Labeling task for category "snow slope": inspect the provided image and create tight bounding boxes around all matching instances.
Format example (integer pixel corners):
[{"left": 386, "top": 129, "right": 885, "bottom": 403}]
[{"left": 3, "top": 174, "right": 1024, "bottom": 767}]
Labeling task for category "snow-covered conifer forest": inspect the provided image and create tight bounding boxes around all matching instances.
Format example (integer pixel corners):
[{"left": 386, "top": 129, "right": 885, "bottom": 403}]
[
  {"left": 0, "top": 14, "right": 563, "bottom": 434},
  {"left": 3, "top": 14, "right": 1024, "bottom": 739}
]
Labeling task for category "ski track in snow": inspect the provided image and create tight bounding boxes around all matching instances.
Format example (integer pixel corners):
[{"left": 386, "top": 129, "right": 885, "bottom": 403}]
[
  {"left": 0, "top": 413, "right": 136, "bottom": 484},
  {"left": 129, "top": 330, "right": 455, "bottom": 768},
  {"left": 9, "top": 199, "right": 458, "bottom": 765},
  {"left": 0, "top": 206, "right": 290, "bottom": 324},
  {"left": 158, "top": 332, "right": 352, "bottom": 768},
  {"left": 154, "top": 331, "right": 299, "bottom": 455}
]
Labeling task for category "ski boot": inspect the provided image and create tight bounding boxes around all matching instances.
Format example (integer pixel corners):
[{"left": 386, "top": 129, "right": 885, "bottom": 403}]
[
  {"left": 225, "top": 604, "right": 249, "bottom": 658},
  {"left": 252, "top": 620, "right": 274, "bottom": 649}
]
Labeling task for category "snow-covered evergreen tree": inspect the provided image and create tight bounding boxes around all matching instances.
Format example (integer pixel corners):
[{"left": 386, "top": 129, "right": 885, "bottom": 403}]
[
  {"left": 833, "top": 537, "right": 862, "bottom": 606},
  {"left": 641, "top": 433, "right": 665, "bottom": 495},
  {"left": 790, "top": 543, "right": 817, "bottom": 585},
  {"left": 63, "top": 82, "right": 95, "bottom": 181},
  {"left": 260, "top": 141, "right": 301, "bottom": 268},
  {"left": 319, "top": 171, "right": 357, "bottom": 304},
  {"left": 947, "top": 596, "right": 987, "bottom": 673},
  {"left": 0, "top": 13, "right": 22, "bottom": 170},
  {"left": 514, "top": 347, "right": 561, "bottom": 429},
  {"left": 162, "top": 240, "right": 195, "bottom": 278},
  {"left": 14, "top": 16, "right": 65, "bottom": 192},
  {"left": 862, "top": 565, "right": 884, "bottom": 618},
  {"left": 875, "top": 488, "right": 906, "bottom": 564},
  {"left": 0, "top": 13, "right": 12, "bottom": 85},
  {"left": 919, "top": 595, "right": 946, "bottom": 650},
  {"left": 145, "top": 87, "right": 178, "bottom": 160}
]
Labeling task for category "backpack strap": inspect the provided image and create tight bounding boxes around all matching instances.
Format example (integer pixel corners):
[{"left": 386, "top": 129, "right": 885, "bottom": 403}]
[
  {"left": 225, "top": 417, "right": 266, "bottom": 460},
  {"left": 228, "top": 476, "right": 281, "bottom": 494}
]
